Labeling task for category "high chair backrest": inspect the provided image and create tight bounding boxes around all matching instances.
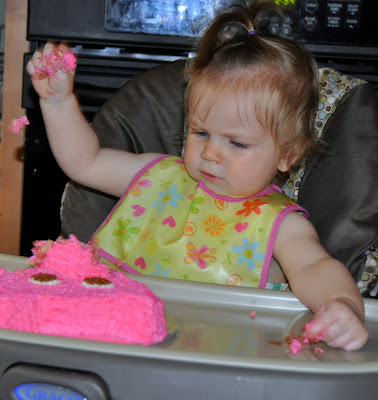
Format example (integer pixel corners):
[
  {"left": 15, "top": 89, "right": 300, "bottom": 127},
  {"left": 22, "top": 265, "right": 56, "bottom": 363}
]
[
  {"left": 60, "top": 60, "right": 378, "bottom": 297},
  {"left": 280, "top": 68, "right": 378, "bottom": 298}
]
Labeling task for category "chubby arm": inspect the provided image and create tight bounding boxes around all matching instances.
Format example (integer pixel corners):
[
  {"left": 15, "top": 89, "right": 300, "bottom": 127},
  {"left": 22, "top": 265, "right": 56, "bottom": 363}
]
[
  {"left": 26, "top": 42, "right": 160, "bottom": 198},
  {"left": 274, "top": 212, "right": 368, "bottom": 350}
]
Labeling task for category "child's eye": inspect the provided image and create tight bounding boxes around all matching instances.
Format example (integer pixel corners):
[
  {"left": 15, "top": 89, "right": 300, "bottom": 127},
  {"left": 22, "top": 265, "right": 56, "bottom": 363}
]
[
  {"left": 230, "top": 140, "right": 247, "bottom": 149},
  {"left": 187, "top": 127, "right": 208, "bottom": 138}
]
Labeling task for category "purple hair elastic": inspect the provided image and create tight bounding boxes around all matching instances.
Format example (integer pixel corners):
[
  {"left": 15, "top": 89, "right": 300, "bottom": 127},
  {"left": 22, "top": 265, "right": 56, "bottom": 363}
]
[{"left": 248, "top": 30, "right": 256, "bottom": 34}]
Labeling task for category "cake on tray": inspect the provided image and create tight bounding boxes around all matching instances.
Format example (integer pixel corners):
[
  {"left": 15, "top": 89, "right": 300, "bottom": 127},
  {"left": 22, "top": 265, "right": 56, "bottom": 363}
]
[{"left": 0, "top": 235, "right": 168, "bottom": 346}]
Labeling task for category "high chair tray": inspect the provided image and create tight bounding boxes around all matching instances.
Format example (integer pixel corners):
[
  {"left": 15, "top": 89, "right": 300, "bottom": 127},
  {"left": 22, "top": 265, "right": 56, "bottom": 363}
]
[{"left": 0, "top": 253, "right": 377, "bottom": 400}]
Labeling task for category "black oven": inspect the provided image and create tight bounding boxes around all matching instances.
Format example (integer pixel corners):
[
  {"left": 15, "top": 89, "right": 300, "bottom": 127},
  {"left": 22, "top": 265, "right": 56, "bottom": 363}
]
[
  {"left": 27, "top": 0, "right": 378, "bottom": 51},
  {"left": 20, "top": 0, "right": 378, "bottom": 255},
  {"left": 24, "top": 0, "right": 378, "bottom": 113}
]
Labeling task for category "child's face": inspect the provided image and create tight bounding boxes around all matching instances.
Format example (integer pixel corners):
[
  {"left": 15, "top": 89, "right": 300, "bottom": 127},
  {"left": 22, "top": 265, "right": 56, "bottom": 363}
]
[{"left": 184, "top": 89, "right": 289, "bottom": 198}]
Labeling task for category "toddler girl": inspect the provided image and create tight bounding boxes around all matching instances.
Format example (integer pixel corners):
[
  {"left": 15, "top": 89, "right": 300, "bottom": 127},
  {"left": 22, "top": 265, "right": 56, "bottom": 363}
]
[{"left": 27, "top": 0, "right": 368, "bottom": 350}]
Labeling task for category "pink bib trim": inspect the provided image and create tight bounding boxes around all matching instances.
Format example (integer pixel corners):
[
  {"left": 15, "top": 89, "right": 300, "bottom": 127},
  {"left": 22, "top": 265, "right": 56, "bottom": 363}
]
[
  {"left": 259, "top": 205, "right": 309, "bottom": 289},
  {"left": 120, "top": 154, "right": 170, "bottom": 202},
  {"left": 97, "top": 248, "right": 142, "bottom": 275},
  {"left": 196, "top": 180, "right": 278, "bottom": 202}
]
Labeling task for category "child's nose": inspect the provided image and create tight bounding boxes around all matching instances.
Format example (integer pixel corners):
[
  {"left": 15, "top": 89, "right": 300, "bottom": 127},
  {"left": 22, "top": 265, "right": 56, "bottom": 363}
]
[{"left": 201, "top": 141, "right": 222, "bottom": 163}]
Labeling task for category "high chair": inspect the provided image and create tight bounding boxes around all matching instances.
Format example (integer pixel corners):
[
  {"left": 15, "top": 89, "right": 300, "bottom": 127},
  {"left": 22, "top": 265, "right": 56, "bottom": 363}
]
[{"left": 60, "top": 60, "right": 378, "bottom": 297}]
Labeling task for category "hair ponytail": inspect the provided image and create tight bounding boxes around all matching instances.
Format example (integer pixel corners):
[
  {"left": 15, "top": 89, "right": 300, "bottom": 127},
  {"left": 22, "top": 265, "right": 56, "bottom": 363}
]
[{"left": 188, "top": 0, "right": 280, "bottom": 73}]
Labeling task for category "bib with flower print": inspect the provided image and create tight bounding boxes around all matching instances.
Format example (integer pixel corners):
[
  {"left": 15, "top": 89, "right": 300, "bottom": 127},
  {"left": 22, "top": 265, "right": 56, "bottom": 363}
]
[{"left": 92, "top": 155, "right": 308, "bottom": 288}]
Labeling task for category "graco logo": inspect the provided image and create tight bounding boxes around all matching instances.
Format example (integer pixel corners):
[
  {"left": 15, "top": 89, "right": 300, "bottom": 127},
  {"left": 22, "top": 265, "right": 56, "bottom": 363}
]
[{"left": 14, "top": 383, "right": 86, "bottom": 400}]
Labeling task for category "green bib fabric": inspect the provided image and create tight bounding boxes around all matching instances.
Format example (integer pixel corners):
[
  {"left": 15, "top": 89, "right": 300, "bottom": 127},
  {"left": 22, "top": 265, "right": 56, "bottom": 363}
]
[{"left": 92, "top": 155, "right": 307, "bottom": 288}]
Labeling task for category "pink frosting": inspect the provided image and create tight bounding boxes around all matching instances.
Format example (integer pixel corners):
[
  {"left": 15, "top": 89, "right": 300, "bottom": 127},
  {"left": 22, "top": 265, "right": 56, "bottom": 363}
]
[
  {"left": 11, "top": 115, "right": 30, "bottom": 134},
  {"left": 29, "top": 235, "right": 110, "bottom": 280},
  {"left": 61, "top": 51, "right": 77, "bottom": 72},
  {"left": 0, "top": 235, "right": 167, "bottom": 345},
  {"left": 35, "top": 47, "right": 77, "bottom": 80},
  {"left": 289, "top": 338, "right": 303, "bottom": 355},
  {"left": 284, "top": 319, "right": 325, "bottom": 355}
]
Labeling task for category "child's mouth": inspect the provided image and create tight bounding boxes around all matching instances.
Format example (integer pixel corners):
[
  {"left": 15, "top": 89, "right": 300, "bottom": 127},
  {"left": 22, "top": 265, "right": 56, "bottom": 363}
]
[{"left": 201, "top": 171, "right": 220, "bottom": 181}]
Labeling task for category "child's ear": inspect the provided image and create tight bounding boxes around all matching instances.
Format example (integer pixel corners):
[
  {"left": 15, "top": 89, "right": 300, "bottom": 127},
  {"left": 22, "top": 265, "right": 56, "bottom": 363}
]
[
  {"left": 278, "top": 148, "right": 302, "bottom": 172},
  {"left": 277, "top": 154, "right": 292, "bottom": 173}
]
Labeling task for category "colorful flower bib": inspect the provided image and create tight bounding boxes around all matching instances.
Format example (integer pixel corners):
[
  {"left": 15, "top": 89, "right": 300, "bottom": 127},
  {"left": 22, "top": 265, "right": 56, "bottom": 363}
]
[{"left": 92, "top": 155, "right": 307, "bottom": 288}]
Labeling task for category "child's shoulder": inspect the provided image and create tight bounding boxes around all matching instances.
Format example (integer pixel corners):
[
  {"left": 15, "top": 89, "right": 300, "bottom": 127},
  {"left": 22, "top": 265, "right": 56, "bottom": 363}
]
[{"left": 273, "top": 211, "right": 328, "bottom": 273}]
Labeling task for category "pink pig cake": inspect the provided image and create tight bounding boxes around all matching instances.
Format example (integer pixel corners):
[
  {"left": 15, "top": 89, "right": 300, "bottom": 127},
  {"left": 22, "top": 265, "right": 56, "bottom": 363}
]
[{"left": 0, "top": 235, "right": 168, "bottom": 346}]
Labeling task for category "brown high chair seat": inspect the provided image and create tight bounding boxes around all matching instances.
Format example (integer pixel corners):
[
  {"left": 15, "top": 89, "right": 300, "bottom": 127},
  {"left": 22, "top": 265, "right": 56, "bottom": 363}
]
[{"left": 60, "top": 60, "right": 378, "bottom": 297}]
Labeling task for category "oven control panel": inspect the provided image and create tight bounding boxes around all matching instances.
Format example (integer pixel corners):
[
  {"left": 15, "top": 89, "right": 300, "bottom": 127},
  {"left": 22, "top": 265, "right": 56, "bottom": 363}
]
[{"left": 270, "top": 0, "right": 376, "bottom": 47}]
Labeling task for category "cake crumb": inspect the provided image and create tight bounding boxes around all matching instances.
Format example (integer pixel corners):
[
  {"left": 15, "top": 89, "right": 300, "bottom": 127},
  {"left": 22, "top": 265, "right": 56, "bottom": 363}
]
[
  {"left": 315, "top": 347, "right": 324, "bottom": 354},
  {"left": 288, "top": 338, "right": 302, "bottom": 355},
  {"left": 11, "top": 115, "right": 30, "bottom": 134},
  {"left": 283, "top": 321, "right": 325, "bottom": 356}
]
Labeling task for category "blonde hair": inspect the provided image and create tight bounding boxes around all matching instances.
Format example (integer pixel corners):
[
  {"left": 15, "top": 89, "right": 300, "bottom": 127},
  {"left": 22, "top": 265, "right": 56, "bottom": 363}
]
[{"left": 186, "top": 0, "right": 319, "bottom": 182}]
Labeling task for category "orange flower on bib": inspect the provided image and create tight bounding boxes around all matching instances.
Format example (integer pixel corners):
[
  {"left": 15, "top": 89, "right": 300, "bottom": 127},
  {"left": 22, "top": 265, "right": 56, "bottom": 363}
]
[
  {"left": 236, "top": 199, "right": 268, "bottom": 217},
  {"left": 203, "top": 215, "right": 226, "bottom": 237}
]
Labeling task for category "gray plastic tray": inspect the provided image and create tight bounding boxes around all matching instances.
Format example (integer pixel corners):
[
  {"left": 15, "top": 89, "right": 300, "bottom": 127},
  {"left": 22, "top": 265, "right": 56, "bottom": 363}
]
[{"left": 0, "top": 253, "right": 377, "bottom": 399}]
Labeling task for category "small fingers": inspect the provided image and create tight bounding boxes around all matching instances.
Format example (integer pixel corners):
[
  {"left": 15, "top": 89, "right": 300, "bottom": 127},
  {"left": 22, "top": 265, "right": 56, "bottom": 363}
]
[
  {"left": 327, "top": 327, "right": 368, "bottom": 351},
  {"left": 342, "top": 333, "right": 369, "bottom": 351},
  {"left": 325, "top": 326, "right": 356, "bottom": 349},
  {"left": 56, "top": 42, "right": 70, "bottom": 57},
  {"left": 42, "top": 41, "right": 56, "bottom": 56},
  {"left": 27, "top": 42, "right": 69, "bottom": 81},
  {"left": 26, "top": 50, "right": 41, "bottom": 77},
  {"left": 26, "top": 43, "right": 54, "bottom": 78},
  {"left": 308, "top": 301, "right": 369, "bottom": 351}
]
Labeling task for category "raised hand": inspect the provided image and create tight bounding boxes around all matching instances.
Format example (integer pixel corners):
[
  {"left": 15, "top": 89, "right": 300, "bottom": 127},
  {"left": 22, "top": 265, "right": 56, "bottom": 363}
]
[{"left": 26, "top": 42, "right": 77, "bottom": 104}]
